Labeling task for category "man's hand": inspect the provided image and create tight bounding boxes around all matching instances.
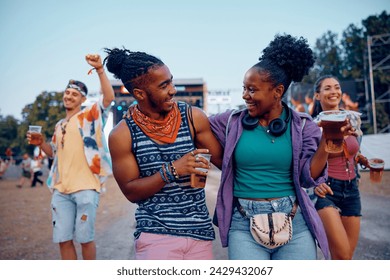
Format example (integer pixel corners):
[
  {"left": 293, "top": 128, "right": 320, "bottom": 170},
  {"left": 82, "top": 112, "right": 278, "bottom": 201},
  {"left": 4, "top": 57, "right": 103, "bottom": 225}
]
[
  {"left": 26, "top": 131, "right": 44, "bottom": 146},
  {"left": 173, "top": 149, "right": 211, "bottom": 177},
  {"left": 85, "top": 54, "right": 103, "bottom": 70}
]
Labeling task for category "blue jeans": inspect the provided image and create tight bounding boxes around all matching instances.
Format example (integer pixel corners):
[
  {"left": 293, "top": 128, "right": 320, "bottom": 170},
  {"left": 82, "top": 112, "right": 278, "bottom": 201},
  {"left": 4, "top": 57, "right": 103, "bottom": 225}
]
[{"left": 228, "top": 196, "right": 317, "bottom": 260}]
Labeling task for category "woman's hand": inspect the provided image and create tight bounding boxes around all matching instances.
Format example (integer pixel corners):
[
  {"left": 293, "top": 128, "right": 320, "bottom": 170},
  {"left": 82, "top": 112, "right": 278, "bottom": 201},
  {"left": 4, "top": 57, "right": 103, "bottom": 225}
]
[
  {"left": 356, "top": 153, "right": 369, "bottom": 169},
  {"left": 342, "top": 119, "right": 358, "bottom": 137},
  {"left": 314, "top": 182, "right": 333, "bottom": 198}
]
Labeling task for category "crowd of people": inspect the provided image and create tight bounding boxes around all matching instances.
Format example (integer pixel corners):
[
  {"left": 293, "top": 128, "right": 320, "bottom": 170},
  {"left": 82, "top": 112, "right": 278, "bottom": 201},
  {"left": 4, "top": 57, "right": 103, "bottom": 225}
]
[{"left": 7, "top": 33, "right": 371, "bottom": 260}]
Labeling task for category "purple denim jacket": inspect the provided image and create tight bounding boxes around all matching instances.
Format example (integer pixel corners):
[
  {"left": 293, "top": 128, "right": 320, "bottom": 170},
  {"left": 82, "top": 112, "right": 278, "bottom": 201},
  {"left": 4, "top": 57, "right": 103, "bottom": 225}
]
[{"left": 209, "top": 108, "right": 330, "bottom": 260}]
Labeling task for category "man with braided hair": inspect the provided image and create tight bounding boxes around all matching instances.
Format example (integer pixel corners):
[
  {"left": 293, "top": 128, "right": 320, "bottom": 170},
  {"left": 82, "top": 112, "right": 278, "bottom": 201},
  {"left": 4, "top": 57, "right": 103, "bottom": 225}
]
[
  {"left": 105, "top": 47, "right": 223, "bottom": 260},
  {"left": 27, "top": 54, "right": 114, "bottom": 260}
]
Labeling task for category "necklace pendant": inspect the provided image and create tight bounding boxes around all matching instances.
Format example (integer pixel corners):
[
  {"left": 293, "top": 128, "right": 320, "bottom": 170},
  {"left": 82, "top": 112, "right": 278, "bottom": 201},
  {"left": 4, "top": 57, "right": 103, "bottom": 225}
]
[{"left": 271, "top": 139, "right": 275, "bottom": 143}]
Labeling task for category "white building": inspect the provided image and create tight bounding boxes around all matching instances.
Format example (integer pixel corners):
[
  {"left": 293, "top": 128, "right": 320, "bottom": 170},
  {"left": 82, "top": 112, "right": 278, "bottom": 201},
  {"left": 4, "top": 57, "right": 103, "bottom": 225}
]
[{"left": 207, "top": 90, "right": 233, "bottom": 115}]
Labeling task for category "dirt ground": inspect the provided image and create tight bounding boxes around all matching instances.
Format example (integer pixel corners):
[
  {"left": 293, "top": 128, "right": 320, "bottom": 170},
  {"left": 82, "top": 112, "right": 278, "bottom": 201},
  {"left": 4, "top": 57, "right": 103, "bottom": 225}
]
[
  {"left": 0, "top": 166, "right": 130, "bottom": 260},
  {"left": 0, "top": 165, "right": 389, "bottom": 260}
]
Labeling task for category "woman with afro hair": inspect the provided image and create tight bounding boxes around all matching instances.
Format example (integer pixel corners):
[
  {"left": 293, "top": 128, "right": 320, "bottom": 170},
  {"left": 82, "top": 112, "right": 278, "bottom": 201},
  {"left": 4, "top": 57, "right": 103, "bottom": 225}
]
[{"left": 209, "top": 34, "right": 356, "bottom": 260}]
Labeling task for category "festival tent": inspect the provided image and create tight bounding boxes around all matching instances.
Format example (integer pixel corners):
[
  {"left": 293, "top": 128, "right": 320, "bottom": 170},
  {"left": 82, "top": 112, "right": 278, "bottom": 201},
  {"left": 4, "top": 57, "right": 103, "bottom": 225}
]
[{"left": 359, "top": 133, "right": 390, "bottom": 170}]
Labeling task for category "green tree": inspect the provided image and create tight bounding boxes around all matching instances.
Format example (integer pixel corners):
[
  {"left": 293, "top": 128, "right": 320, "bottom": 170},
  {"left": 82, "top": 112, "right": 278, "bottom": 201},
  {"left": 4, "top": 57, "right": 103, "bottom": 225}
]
[
  {"left": 0, "top": 115, "right": 20, "bottom": 156},
  {"left": 313, "top": 31, "right": 344, "bottom": 78},
  {"left": 341, "top": 11, "right": 390, "bottom": 92},
  {"left": 363, "top": 10, "right": 390, "bottom": 36},
  {"left": 18, "top": 91, "right": 65, "bottom": 154},
  {"left": 341, "top": 24, "right": 365, "bottom": 80}
]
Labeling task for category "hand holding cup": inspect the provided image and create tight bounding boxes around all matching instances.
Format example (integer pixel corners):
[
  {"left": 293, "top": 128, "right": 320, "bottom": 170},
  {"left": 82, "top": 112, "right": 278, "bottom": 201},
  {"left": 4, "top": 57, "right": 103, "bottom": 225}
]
[
  {"left": 169, "top": 148, "right": 211, "bottom": 177},
  {"left": 27, "top": 125, "right": 44, "bottom": 159},
  {"left": 191, "top": 152, "right": 212, "bottom": 188},
  {"left": 27, "top": 125, "right": 43, "bottom": 146}
]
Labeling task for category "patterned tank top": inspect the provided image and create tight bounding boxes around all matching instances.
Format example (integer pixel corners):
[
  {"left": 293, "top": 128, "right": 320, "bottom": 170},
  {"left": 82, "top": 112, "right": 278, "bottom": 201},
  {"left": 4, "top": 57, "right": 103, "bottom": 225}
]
[{"left": 125, "top": 101, "right": 215, "bottom": 241}]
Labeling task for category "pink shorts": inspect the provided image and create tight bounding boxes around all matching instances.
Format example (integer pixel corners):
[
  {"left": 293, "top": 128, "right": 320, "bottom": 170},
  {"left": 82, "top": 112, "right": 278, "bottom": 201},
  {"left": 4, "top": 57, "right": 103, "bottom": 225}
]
[{"left": 135, "top": 232, "right": 213, "bottom": 260}]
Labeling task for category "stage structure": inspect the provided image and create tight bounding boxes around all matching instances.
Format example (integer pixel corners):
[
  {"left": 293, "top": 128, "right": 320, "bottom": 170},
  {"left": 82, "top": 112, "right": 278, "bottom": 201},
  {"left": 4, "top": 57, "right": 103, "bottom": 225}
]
[{"left": 367, "top": 33, "right": 390, "bottom": 134}]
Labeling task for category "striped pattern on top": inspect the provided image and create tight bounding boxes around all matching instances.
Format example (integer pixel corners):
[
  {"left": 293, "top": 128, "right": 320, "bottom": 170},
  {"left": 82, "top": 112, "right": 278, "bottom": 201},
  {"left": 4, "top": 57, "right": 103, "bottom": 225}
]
[{"left": 125, "top": 102, "right": 215, "bottom": 241}]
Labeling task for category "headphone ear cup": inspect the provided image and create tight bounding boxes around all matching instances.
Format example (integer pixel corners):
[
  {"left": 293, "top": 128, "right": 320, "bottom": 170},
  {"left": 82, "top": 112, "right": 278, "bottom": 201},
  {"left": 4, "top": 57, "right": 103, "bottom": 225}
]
[
  {"left": 268, "top": 102, "right": 291, "bottom": 136},
  {"left": 242, "top": 102, "right": 291, "bottom": 133},
  {"left": 268, "top": 118, "right": 286, "bottom": 136},
  {"left": 242, "top": 113, "right": 259, "bottom": 130}
]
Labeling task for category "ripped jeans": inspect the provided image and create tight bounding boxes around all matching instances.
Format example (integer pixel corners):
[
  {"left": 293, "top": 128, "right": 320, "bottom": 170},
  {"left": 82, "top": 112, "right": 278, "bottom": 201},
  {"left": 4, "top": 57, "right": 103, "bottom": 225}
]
[{"left": 51, "top": 189, "right": 100, "bottom": 243}]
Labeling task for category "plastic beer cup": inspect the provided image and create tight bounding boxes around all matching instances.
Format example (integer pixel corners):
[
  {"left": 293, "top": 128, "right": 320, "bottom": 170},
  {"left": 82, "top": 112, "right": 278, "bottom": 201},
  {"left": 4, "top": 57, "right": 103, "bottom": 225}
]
[
  {"left": 190, "top": 153, "right": 211, "bottom": 188},
  {"left": 318, "top": 110, "right": 348, "bottom": 153},
  {"left": 28, "top": 125, "right": 42, "bottom": 145},
  {"left": 369, "top": 158, "right": 385, "bottom": 184}
]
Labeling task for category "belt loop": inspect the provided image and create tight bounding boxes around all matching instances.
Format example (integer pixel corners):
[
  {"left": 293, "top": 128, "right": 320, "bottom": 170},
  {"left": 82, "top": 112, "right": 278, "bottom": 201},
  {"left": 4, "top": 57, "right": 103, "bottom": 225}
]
[
  {"left": 288, "top": 195, "right": 296, "bottom": 205},
  {"left": 235, "top": 198, "right": 249, "bottom": 219},
  {"left": 289, "top": 201, "right": 298, "bottom": 219}
]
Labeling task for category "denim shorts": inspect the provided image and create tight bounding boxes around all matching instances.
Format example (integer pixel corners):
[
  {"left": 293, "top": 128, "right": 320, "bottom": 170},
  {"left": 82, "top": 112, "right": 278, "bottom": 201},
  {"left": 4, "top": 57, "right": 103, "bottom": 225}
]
[
  {"left": 315, "top": 177, "right": 361, "bottom": 217},
  {"left": 228, "top": 196, "right": 317, "bottom": 260},
  {"left": 51, "top": 189, "right": 100, "bottom": 243}
]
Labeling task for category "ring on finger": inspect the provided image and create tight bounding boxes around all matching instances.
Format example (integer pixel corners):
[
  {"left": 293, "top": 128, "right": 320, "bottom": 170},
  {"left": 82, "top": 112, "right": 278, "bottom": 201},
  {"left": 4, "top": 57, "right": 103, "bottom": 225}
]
[
  {"left": 191, "top": 151, "right": 195, "bottom": 156},
  {"left": 195, "top": 155, "right": 200, "bottom": 161}
]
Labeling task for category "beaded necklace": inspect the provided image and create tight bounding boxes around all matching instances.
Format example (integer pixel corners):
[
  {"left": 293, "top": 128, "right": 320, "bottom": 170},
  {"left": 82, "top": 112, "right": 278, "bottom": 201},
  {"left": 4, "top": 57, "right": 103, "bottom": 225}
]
[
  {"left": 60, "top": 113, "right": 77, "bottom": 149},
  {"left": 342, "top": 140, "right": 352, "bottom": 180},
  {"left": 60, "top": 120, "right": 68, "bottom": 149}
]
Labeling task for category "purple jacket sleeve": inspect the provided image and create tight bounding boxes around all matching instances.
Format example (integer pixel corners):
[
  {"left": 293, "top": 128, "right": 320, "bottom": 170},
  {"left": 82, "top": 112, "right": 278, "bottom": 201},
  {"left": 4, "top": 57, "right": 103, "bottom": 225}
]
[
  {"left": 209, "top": 110, "right": 235, "bottom": 148},
  {"left": 299, "top": 114, "right": 328, "bottom": 188}
]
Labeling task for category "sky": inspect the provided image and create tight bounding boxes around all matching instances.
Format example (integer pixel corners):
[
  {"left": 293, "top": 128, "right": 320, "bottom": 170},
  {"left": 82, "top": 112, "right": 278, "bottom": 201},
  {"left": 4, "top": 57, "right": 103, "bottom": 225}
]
[{"left": 0, "top": 0, "right": 389, "bottom": 120}]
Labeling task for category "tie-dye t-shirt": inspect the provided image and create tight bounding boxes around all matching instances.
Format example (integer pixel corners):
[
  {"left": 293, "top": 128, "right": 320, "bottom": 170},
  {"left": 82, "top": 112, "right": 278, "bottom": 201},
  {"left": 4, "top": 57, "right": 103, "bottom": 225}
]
[{"left": 46, "top": 97, "right": 112, "bottom": 191}]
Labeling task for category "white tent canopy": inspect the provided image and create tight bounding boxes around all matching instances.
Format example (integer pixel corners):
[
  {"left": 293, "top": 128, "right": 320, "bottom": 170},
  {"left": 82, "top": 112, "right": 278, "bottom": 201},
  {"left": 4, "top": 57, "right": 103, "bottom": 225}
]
[{"left": 359, "top": 133, "right": 390, "bottom": 170}]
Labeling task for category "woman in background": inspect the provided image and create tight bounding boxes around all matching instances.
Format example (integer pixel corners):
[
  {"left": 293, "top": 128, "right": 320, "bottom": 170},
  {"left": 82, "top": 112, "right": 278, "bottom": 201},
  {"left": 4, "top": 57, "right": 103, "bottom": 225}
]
[{"left": 312, "top": 75, "right": 369, "bottom": 260}]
